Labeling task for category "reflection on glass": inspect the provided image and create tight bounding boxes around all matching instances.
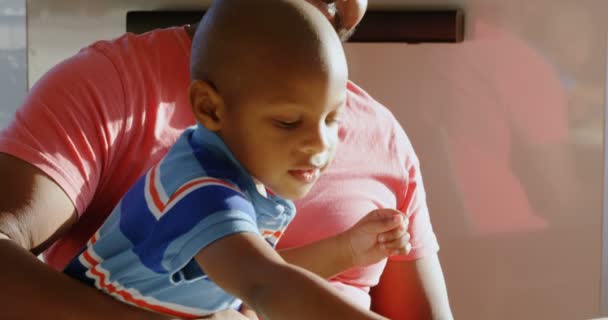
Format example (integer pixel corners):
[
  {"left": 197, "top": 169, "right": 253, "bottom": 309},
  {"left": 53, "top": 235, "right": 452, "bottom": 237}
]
[
  {"left": 346, "top": 5, "right": 603, "bottom": 319},
  {"left": 400, "top": 21, "right": 599, "bottom": 319}
]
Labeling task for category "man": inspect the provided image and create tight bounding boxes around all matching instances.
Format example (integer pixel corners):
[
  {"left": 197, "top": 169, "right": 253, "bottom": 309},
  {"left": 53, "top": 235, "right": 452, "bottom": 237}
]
[{"left": 0, "top": 0, "right": 452, "bottom": 319}]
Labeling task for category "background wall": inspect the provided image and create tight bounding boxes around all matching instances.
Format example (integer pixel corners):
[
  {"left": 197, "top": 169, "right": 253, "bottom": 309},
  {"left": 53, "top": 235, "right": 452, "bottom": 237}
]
[
  {"left": 0, "top": 0, "right": 25, "bottom": 129},
  {"left": 26, "top": 0, "right": 607, "bottom": 319}
]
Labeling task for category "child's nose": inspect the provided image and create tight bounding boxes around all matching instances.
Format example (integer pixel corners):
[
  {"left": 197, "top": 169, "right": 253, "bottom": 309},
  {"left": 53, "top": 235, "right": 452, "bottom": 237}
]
[{"left": 301, "top": 124, "right": 332, "bottom": 155}]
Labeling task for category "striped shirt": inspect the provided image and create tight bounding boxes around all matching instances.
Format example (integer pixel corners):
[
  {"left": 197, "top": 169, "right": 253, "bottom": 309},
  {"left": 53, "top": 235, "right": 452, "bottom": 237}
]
[{"left": 64, "top": 124, "right": 295, "bottom": 318}]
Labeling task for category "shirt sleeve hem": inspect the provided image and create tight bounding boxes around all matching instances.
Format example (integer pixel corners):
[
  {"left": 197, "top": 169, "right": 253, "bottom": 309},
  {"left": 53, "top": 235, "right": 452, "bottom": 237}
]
[{"left": 0, "top": 140, "right": 86, "bottom": 214}]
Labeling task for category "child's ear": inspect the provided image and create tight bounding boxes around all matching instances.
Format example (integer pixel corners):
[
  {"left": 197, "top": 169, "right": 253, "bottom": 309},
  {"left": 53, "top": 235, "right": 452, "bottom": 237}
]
[{"left": 188, "top": 80, "right": 226, "bottom": 132}]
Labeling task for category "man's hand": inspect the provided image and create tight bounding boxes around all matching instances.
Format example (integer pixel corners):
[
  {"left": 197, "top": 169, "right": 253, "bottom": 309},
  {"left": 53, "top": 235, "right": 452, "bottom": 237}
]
[{"left": 342, "top": 209, "right": 411, "bottom": 267}]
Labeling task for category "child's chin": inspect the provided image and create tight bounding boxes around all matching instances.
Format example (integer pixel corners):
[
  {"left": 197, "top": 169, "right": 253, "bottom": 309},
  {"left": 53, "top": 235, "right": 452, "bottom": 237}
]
[{"left": 280, "top": 185, "right": 314, "bottom": 200}]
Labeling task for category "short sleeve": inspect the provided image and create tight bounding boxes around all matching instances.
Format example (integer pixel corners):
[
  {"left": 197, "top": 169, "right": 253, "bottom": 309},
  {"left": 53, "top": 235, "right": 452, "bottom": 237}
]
[
  {"left": 144, "top": 182, "right": 260, "bottom": 271},
  {"left": 390, "top": 158, "right": 440, "bottom": 261},
  {"left": 0, "top": 46, "right": 126, "bottom": 214},
  {"left": 390, "top": 127, "right": 440, "bottom": 262}
]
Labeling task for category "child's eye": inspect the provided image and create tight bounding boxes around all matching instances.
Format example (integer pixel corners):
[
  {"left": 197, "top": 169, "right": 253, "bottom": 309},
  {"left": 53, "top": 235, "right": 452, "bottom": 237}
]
[
  {"left": 273, "top": 119, "right": 301, "bottom": 129},
  {"left": 326, "top": 115, "right": 341, "bottom": 125},
  {"left": 325, "top": 110, "right": 343, "bottom": 125}
]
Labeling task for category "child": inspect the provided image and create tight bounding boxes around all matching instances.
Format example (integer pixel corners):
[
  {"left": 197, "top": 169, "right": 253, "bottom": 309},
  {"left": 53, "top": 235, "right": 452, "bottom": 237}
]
[{"left": 63, "top": 0, "right": 407, "bottom": 319}]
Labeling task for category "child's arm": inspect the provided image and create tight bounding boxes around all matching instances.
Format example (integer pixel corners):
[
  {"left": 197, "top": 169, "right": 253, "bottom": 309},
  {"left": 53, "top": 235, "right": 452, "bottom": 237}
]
[
  {"left": 279, "top": 208, "right": 410, "bottom": 278},
  {"left": 195, "top": 232, "right": 388, "bottom": 320}
]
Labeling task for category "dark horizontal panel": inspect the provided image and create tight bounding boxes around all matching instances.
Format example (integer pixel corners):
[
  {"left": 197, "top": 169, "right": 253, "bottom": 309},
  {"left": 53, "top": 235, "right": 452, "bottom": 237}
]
[
  {"left": 127, "top": 11, "right": 204, "bottom": 35},
  {"left": 350, "top": 10, "right": 464, "bottom": 43},
  {"left": 127, "top": 9, "right": 464, "bottom": 43}
]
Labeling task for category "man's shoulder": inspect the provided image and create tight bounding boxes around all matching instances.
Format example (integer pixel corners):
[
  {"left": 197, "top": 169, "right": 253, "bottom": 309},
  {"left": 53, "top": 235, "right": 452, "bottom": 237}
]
[
  {"left": 344, "top": 81, "right": 418, "bottom": 164},
  {"left": 86, "top": 27, "right": 191, "bottom": 68},
  {"left": 346, "top": 81, "right": 399, "bottom": 124},
  {"left": 345, "top": 81, "right": 408, "bottom": 137}
]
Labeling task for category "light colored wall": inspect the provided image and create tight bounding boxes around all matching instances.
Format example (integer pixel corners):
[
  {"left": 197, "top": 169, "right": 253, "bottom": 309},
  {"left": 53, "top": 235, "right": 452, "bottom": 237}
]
[
  {"left": 28, "top": 0, "right": 212, "bottom": 84},
  {"left": 0, "top": 0, "right": 25, "bottom": 129},
  {"left": 27, "top": 0, "right": 607, "bottom": 319}
]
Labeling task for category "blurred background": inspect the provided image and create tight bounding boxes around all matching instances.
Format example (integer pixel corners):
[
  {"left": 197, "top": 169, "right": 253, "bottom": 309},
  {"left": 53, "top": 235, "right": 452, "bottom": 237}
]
[{"left": 0, "top": 0, "right": 605, "bottom": 319}]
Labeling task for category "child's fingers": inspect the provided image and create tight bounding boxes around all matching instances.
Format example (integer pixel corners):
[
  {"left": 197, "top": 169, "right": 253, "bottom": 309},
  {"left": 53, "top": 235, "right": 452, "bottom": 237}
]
[
  {"left": 372, "top": 208, "right": 401, "bottom": 218},
  {"left": 382, "top": 231, "right": 410, "bottom": 249},
  {"left": 381, "top": 229, "right": 411, "bottom": 257},
  {"left": 365, "top": 210, "right": 404, "bottom": 233},
  {"left": 387, "top": 242, "right": 412, "bottom": 256},
  {"left": 377, "top": 223, "right": 408, "bottom": 243}
]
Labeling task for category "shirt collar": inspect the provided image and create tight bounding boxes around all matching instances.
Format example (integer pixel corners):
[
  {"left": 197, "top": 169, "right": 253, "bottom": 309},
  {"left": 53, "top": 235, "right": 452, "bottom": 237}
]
[{"left": 189, "top": 124, "right": 295, "bottom": 218}]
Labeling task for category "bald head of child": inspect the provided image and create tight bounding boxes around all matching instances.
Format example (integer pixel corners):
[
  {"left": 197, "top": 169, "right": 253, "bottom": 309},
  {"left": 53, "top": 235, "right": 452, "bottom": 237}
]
[{"left": 188, "top": 0, "right": 348, "bottom": 199}]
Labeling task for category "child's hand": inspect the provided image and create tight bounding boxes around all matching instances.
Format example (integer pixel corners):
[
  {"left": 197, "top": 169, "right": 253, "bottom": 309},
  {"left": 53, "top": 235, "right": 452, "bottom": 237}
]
[{"left": 342, "top": 209, "right": 411, "bottom": 267}]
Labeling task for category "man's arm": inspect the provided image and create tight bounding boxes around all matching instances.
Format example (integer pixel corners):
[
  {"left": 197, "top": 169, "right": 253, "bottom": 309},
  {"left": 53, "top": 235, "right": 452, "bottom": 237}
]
[
  {"left": 0, "top": 154, "right": 214, "bottom": 320},
  {"left": 196, "top": 232, "right": 388, "bottom": 320},
  {"left": 370, "top": 254, "right": 453, "bottom": 320}
]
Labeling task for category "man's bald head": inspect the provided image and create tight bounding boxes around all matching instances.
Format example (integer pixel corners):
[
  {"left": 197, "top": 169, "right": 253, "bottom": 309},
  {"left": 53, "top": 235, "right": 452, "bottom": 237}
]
[{"left": 190, "top": 0, "right": 347, "bottom": 107}]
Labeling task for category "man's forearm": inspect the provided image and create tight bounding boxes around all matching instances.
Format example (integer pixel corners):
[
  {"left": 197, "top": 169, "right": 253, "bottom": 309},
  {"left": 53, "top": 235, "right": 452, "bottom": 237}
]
[
  {"left": 278, "top": 233, "right": 352, "bottom": 279},
  {"left": 371, "top": 255, "right": 453, "bottom": 320},
  {"left": 0, "top": 238, "right": 173, "bottom": 320}
]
